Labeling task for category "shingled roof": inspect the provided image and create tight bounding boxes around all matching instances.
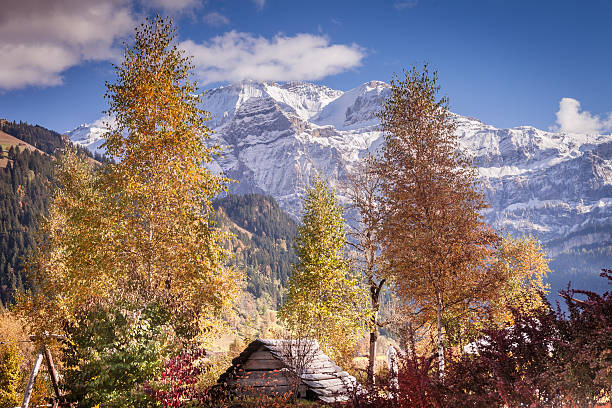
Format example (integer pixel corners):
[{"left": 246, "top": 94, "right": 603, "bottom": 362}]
[{"left": 217, "top": 338, "right": 359, "bottom": 403}]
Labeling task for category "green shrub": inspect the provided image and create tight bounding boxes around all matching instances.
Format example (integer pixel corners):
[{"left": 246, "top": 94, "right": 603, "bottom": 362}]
[{"left": 62, "top": 300, "right": 175, "bottom": 407}]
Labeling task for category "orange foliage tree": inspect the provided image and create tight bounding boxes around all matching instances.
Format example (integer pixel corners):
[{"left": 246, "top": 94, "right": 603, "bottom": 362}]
[{"left": 374, "top": 66, "right": 500, "bottom": 376}]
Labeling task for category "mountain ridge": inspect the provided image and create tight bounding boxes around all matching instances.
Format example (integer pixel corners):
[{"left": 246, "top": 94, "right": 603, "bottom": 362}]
[{"left": 66, "top": 80, "right": 612, "bottom": 258}]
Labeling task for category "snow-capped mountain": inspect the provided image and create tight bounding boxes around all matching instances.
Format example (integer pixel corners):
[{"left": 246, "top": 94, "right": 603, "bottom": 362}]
[
  {"left": 66, "top": 116, "right": 115, "bottom": 156},
  {"left": 67, "top": 80, "right": 612, "bottom": 254}
]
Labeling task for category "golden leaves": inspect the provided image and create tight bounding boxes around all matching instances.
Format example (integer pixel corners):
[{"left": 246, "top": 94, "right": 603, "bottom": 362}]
[
  {"left": 279, "top": 178, "right": 370, "bottom": 365},
  {"left": 489, "top": 235, "right": 550, "bottom": 325},
  {"left": 22, "top": 17, "right": 242, "bottom": 342}
]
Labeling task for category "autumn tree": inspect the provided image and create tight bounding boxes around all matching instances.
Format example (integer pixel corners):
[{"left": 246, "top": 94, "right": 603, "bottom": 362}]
[
  {"left": 374, "top": 66, "right": 500, "bottom": 376},
  {"left": 346, "top": 156, "right": 387, "bottom": 389},
  {"left": 279, "top": 177, "right": 369, "bottom": 366},
  {"left": 489, "top": 235, "right": 549, "bottom": 325},
  {"left": 22, "top": 17, "right": 241, "bottom": 344},
  {"left": 442, "top": 235, "right": 550, "bottom": 349},
  {"left": 0, "top": 342, "right": 20, "bottom": 408},
  {"left": 20, "top": 146, "right": 105, "bottom": 334},
  {"left": 100, "top": 16, "right": 243, "bottom": 340}
]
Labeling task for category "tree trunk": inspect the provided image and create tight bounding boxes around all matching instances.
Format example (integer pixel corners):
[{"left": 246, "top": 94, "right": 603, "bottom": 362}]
[
  {"left": 436, "top": 293, "right": 445, "bottom": 379},
  {"left": 367, "top": 278, "right": 384, "bottom": 390},
  {"left": 44, "top": 346, "right": 61, "bottom": 399},
  {"left": 367, "top": 310, "right": 378, "bottom": 390},
  {"left": 22, "top": 348, "right": 44, "bottom": 408}
]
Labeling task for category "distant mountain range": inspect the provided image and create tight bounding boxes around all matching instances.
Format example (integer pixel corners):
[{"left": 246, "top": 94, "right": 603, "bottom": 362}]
[{"left": 67, "top": 80, "right": 612, "bottom": 295}]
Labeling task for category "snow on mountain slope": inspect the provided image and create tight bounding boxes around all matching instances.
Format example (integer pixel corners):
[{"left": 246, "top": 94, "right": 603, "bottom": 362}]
[
  {"left": 66, "top": 80, "right": 612, "bottom": 253},
  {"left": 201, "top": 80, "right": 342, "bottom": 128},
  {"left": 454, "top": 114, "right": 612, "bottom": 251},
  {"left": 65, "top": 116, "right": 114, "bottom": 156},
  {"left": 312, "top": 80, "right": 389, "bottom": 130}
]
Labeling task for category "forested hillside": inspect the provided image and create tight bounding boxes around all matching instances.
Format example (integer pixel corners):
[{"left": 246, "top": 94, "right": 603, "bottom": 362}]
[
  {"left": 214, "top": 194, "right": 297, "bottom": 306},
  {"left": 0, "top": 147, "right": 54, "bottom": 304},
  {"left": 0, "top": 121, "right": 107, "bottom": 305},
  {"left": 0, "top": 120, "right": 65, "bottom": 155},
  {"left": 0, "top": 119, "right": 72, "bottom": 304}
]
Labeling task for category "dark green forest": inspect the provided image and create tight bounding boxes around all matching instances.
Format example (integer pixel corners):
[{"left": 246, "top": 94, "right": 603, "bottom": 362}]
[
  {"left": 214, "top": 194, "right": 298, "bottom": 306},
  {"left": 0, "top": 120, "right": 73, "bottom": 304},
  {"left": 0, "top": 146, "right": 54, "bottom": 304}
]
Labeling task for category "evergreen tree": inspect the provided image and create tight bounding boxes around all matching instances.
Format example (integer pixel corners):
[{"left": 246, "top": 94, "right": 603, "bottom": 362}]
[
  {"left": 279, "top": 178, "right": 369, "bottom": 366},
  {"left": 213, "top": 194, "right": 298, "bottom": 306},
  {"left": 0, "top": 145, "right": 55, "bottom": 305}
]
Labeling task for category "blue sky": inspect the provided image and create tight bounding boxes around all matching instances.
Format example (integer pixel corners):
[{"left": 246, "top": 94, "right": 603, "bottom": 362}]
[{"left": 0, "top": 0, "right": 611, "bottom": 134}]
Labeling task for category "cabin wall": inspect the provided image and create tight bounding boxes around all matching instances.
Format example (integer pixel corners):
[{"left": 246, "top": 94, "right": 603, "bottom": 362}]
[{"left": 228, "top": 348, "right": 308, "bottom": 398}]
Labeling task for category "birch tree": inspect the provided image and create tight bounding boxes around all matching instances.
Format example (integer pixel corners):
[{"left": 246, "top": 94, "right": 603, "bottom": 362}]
[
  {"left": 374, "top": 66, "right": 500, "bottom": 377},
  {"left": 346, "top": 157, "right": 387, "bottom": 389},
  {"left": 23, "top": 17, "right": 241, "bottom": 344},
  {"left": 279, "top": 177, "right": 369, "bottom": 366}
]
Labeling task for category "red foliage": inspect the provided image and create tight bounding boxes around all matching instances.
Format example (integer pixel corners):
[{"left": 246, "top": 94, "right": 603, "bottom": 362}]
[
  {"left": 442, "top": 270, "right": 612, "bottom": 407},
  {"left": 442, "top": 305, "right": 561, "bottom": 407},
  {"left": 144, "top": 347, "right": 210, "bottom": 407},
  {"left": 347, "top": 271, "right": 612, "bottom": 408},
  {"left": 343, "top": 352, "right": 441, "bottom": 408},
  {"left": 555, "top": 269, "right": 612, "bottom": 405}
]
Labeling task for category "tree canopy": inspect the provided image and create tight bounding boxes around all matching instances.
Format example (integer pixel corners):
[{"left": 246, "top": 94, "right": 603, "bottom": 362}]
[
  {"left": 21, "top": 16, "right": 241, "bottom": 345},
  {"left": 279, "top": 177, "right": 369, "bottom": 365},
  {"left": 374, "top": 66, "right": 500, "bottom": 375}
]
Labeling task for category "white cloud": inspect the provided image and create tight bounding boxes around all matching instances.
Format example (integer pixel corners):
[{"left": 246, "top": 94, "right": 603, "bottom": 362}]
[
  {"left": 554, "top": 97, "right": 612, "bottom": 135},
  {"left": 0, "top": 0, "right": 136, "bottom": 90},
  {"left": 252, "top": 0, "right": 265, "bottom": 9},
  {"left": 180, "top": 31, "right": 365, "bottom": 85},
  {"left": 203, "top": 11, "right": 229, "bottom": 26}
]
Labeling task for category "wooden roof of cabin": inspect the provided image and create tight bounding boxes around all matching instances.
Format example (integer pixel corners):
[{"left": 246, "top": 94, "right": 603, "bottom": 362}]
[{"left": 217, "top": 338, "right": 359, "bottom": 403}]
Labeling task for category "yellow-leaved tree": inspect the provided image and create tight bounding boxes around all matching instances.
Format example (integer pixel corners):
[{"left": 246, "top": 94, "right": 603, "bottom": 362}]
[
  {"left": 490, "top": 235, "right": 550, "bottom": 325},
  {"left": 444, "top": 236, "right": 551, "bottom": 346},
  {"left": 22, "top": 17, "right": 241, "bottom": 345},
  {"left": 279, "top": 178, "right": 370, "bottom": 367}
]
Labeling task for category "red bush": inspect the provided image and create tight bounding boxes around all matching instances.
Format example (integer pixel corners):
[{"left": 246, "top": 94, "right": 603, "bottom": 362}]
[{"left": 144, "top": 347, "right": 210, "bottom": 407}]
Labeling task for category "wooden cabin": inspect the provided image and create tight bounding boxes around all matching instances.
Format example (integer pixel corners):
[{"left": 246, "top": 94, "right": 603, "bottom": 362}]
[{"left": 217, "top": 338, "right": 359, "bottom": 403}]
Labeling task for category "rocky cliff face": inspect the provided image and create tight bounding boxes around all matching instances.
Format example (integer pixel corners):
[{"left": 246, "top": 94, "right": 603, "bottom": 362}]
[{"left": 67, "top": 80, "right": 612, "bottom": 255}]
